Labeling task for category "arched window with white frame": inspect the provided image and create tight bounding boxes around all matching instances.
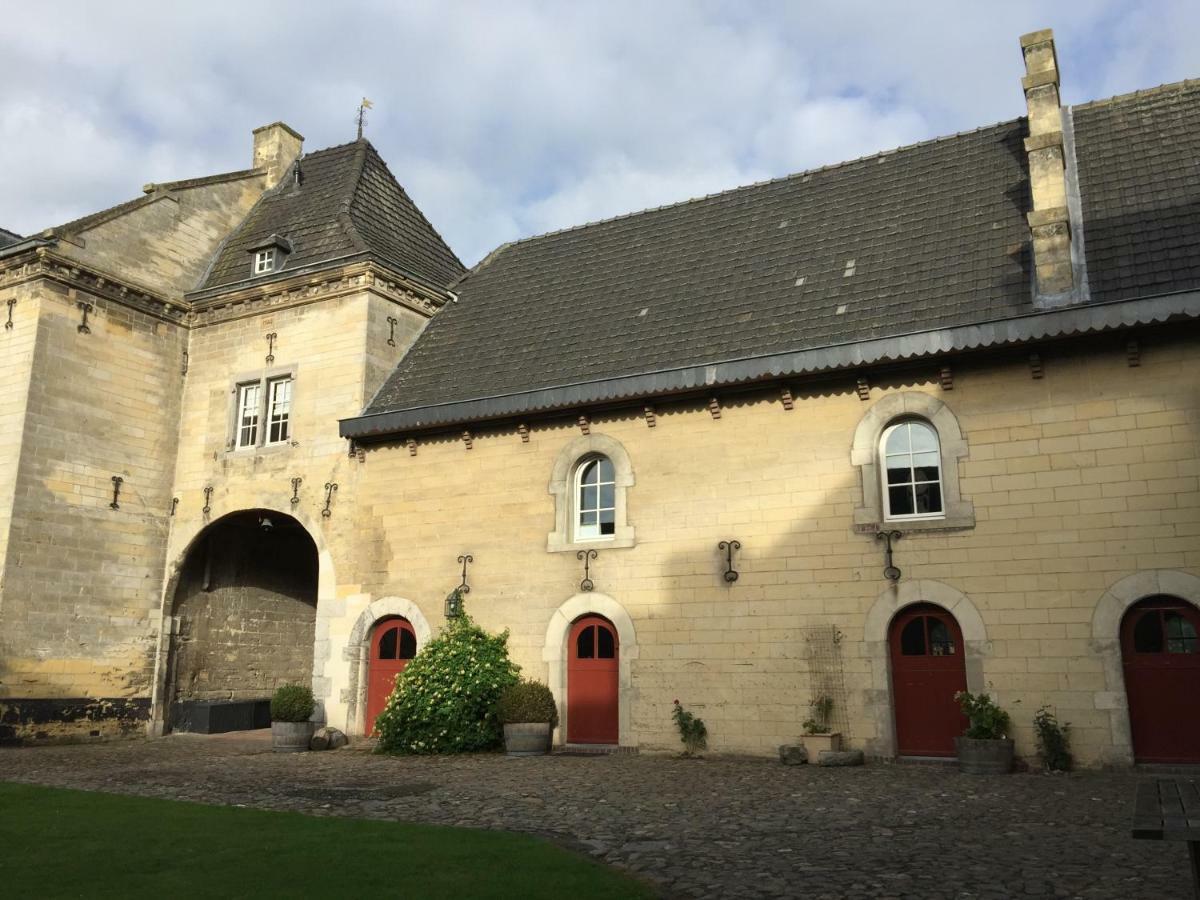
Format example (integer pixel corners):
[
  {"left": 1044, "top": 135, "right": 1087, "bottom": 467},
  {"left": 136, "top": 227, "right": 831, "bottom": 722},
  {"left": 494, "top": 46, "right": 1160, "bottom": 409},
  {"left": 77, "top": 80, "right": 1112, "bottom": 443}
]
[
  {"left": 881, "top": 419, "right": 944, "bottom": 520},
  {"left": 574, "top": 455, "right": 616, "bottom": 541},
  {"left": 547, "top": 434, "right": 636, "bottom": 552}
]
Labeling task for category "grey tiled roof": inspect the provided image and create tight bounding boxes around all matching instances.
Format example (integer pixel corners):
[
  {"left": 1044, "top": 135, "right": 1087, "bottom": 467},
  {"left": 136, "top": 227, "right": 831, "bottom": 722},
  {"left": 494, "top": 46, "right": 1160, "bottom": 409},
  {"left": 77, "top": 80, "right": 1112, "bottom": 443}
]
[
  {"left": 0, "top": 228, "right": 22, "bottom": 248},
  {"left": 361, "top": 80, "right": 1200, "bottom": 428},
  {"left": 1073, "top": 80, "right": 1200, "bottom": 301},
  {"left": 198, "top": 140, "right": 463, "bottom": 292}
]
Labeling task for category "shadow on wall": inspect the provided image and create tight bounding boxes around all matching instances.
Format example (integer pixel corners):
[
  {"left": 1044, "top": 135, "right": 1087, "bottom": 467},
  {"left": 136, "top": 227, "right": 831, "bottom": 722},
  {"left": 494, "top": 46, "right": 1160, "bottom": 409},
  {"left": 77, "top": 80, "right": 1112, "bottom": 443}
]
[{"left": 166, "top": 510, "right": 318, "bottom": 710}]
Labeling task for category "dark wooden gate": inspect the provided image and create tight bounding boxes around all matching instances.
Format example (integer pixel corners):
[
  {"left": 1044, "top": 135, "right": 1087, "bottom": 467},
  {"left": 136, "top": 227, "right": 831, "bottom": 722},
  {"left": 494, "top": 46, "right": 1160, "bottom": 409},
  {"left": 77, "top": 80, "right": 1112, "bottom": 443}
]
[
  {"left": 1121, "top": 596, "right": 1200, "bottom": 764},
  {"left": 568, "top": 615, "right": 619, "bottom": 744},
  {"left": 366, "top": 618, "right": 417, "bottom": 736},
  {"left": 890, "top": 603, "right": 968, "bottom": 757}
]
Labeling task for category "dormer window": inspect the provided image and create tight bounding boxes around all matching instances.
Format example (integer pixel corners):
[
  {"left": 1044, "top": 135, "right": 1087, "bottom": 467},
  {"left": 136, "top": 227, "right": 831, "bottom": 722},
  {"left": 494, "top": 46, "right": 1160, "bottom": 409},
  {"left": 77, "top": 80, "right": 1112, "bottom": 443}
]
[
  {"left": 254, "top": 248, "right": 276, "bottom": 274},
  {"left": 248, "top": 234, "right": 293, "bottom": 277}
]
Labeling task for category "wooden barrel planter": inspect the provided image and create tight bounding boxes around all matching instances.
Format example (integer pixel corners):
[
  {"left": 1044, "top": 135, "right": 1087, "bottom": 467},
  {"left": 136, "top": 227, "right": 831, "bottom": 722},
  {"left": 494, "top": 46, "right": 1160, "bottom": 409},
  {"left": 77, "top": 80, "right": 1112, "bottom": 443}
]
[
  {"left": 271, "top": 721, "right": 314, "bottom": 753},
  {"left": 955, "top": 736, "right": 1014, "bottom": 774},
  {"left": 504, "top": 723, "right": 551, "bottom": 756}
]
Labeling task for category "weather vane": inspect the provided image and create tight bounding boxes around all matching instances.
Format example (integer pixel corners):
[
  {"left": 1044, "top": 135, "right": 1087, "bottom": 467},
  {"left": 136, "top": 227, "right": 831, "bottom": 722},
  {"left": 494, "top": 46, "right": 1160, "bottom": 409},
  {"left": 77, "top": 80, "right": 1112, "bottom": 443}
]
[{"left": 356, "top": 97, "right": 373, "bottom": 140}]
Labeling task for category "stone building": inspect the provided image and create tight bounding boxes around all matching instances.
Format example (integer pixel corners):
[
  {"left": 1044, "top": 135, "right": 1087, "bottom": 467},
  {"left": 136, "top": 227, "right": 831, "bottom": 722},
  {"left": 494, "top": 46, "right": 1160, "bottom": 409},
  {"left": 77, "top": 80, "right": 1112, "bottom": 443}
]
[{"left": 1, "top": 30, "right": 1198, "bottom": 765}]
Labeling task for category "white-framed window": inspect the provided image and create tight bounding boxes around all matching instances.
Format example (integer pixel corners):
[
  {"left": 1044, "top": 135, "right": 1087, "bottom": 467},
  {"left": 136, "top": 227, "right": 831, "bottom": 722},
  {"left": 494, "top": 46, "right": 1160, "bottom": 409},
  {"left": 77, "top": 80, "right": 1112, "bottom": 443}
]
[
  {"left": 266, "top": 376, "right": 292, "bottom": 444},
  {"left": 574, "top": 455, "right": 617, "bottom": 541},
  {"left": 230, "top": 372, "right": 295, "bottom": 451},
  {"left": 881, "top": 419, "right": 943, "bottom": 520},
  {"left": 235, "top": 382, "right": 262, "bottom": 449},
  {"left": 254, "top": 248, "right": 276, "bottom": 275}
]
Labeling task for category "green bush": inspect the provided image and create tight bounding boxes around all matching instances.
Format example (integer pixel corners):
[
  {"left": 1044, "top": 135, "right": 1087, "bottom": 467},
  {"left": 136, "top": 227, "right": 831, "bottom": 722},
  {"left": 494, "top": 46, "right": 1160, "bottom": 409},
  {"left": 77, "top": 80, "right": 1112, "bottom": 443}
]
[
  {"left": 672, "top": 699, "right": 708, "bottom": 756},
  {"left": 1033, "top": 705, "right": 1072, "bottom": 772},
  {"left": 954, "top": 690, "right": 1011, "bottom": 740},
  {"left": 496, "top": 679, "right": 558, "bottom": 727},
  {"left": 270, "top": 684, "right": 315, "bottom": 722},
  {"left": 375, "top": 613, "right": 520, "bottom": 754},
  {"left": 802, "top": 695, "right": 834, "bottom": 735}
]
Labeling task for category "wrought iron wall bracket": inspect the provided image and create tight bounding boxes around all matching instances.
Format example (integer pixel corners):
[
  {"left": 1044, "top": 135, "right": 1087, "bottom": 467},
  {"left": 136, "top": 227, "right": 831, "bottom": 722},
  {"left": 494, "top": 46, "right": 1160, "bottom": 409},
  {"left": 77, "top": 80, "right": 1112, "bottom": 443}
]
[
  {"left": 457, "top": 554, "right": 473, "bottom": 595},
  {"left": 290, "top": 477, "right": 302, "bottom": 505},
  {"left": 577, "top": 549, "right": 598, "bottom": 592},
  {"left": 4, "top": 298, "right": 14, "bottom": 330},
  {"left": 77, "top": 301, "right": 93, "bottom": 334},
  {"left": 321, "top": 482, "right": 338, "bottom": 517},
  {"left": 109, "top": 476, "right": 123, "bottom": 510},
  {"left": 202, "top": 485, "right": 213, "bottom": 515},
  {"left": 170, "top": 497, "right": 179, "bottom": 517},
  {"left": 876, "top": 529, "right": 903, "bottom": 582},
  {"left": 265, "top": 332, "right": 277, "bottom": 365},
  {"left": 718, "top": 539, "right": 741, "bottom": 583},
  {"left": 386, "top": 316, "right": 398, "bottom": 347}
]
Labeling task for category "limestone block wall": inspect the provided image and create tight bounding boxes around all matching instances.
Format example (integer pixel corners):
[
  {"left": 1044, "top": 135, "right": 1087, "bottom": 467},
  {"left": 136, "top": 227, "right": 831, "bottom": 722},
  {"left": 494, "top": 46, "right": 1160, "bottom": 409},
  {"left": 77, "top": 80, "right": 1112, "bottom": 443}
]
[
  {"left": 156, "top": 285, "right": 430, "bottom": 729},
  {"left": 0, "top": 281, "right": 186, "bottom": 739},
  {"left": 330, "top": 326, "right": 1199, "bottom": 765},
  {"left": 0, "top": 282, "right": 41, "bottom": 593},
  {"left": 55, "top": 175, "right": 267, "bottom": 298}
]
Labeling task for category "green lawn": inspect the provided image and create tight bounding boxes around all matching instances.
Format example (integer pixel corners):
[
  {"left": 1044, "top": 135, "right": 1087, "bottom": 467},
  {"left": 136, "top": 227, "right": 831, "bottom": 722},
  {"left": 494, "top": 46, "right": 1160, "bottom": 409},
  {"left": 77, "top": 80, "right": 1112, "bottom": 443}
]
[{"left": 0, "top": 782, "right": 655, "bottom": 899}]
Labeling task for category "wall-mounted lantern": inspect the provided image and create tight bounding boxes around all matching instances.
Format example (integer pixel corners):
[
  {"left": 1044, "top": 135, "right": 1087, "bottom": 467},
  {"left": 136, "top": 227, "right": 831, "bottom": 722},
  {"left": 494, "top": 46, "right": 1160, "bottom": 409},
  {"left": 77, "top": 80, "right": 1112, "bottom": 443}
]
[{"left": 445, "top": 587, "right": 464, "bottom": 619}]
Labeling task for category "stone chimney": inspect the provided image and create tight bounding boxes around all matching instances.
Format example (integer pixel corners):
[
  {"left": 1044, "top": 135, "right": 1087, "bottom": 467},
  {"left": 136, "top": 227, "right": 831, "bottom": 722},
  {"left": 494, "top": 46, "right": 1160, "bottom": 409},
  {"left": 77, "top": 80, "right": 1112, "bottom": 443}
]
[
  {"left": 252, "top": 122, "right": 304, "bottom": 189},
  {"left": 1020, "top": 29, "right": 1074, "bottom": 297}
]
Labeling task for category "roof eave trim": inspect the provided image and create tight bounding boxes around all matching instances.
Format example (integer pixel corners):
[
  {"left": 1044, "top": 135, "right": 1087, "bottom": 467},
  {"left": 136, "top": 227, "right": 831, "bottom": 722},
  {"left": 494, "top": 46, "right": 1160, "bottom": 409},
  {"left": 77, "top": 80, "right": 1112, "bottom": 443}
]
[{"left": 340, "top": 290, "right": 1200, "bottom": 441}]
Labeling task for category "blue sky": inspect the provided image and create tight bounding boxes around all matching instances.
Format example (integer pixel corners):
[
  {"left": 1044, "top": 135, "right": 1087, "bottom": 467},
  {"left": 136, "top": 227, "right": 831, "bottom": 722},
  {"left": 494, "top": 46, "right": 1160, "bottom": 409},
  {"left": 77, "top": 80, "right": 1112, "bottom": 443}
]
[{"left": 2, "top": 1, "right": 1196, "bottom": 264}]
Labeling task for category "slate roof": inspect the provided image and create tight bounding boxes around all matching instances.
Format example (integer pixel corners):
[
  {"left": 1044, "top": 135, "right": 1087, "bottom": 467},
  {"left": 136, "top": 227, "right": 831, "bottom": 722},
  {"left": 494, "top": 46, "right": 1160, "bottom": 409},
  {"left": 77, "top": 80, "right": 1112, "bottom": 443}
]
[
  {"left": 197, "top": 140, "right": 464, "bottom": 293},
  {"left": 1073, "top": 80, "right": 1200, "bottom": 301},
  {"left": 0, "top": 228, "right": 21, "bottom": 249},
  {"left": 350, "top": 80, "right": 1200, "bottom": 437}
]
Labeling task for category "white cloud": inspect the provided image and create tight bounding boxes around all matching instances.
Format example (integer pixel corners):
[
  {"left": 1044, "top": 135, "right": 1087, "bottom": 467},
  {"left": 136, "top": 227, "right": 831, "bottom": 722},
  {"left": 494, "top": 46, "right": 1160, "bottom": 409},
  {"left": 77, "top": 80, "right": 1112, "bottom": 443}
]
[{"left": 1, "top": 1, "right": 1196, "bottom": 264}]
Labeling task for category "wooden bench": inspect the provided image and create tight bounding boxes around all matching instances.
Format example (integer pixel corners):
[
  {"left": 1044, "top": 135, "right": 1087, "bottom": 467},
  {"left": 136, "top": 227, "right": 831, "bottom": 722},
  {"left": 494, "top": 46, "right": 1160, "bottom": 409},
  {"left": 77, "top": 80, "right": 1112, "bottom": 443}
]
[{"left": 1132, "top": 778, "right": 1200, "bottom": 898}]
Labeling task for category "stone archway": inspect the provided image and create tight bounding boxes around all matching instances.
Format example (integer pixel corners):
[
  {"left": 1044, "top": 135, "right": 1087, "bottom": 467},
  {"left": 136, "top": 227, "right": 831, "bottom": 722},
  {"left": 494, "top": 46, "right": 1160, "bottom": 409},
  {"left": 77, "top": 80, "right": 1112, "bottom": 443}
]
[
  {"left": 343, "top": 597, "right": 434, "bottom": 736},
  {"left": 863, "top": 579, "right": 989, "bottom": 757},
  {"left": 156, "top": 509, "right": 319, "bottom": 733},
  {"left": 543, "top": 593, "right": 639, "bottom": 747},
  {"left": 151, "top": 505, "right": 337, "bottom": 735},
  {"left": 1091, "top": 570, "right": 1200, "bottom": 765}
]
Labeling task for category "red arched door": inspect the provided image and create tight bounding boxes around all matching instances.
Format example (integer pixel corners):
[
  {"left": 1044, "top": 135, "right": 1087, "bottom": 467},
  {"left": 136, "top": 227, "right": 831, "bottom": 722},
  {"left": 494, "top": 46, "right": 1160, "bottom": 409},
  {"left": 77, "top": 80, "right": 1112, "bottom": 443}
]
[
  {"left": 366, "top": 618, "right": 417, "bottom": 736},
  {"left": 889, "top": 604, "right": 968, "bottom": 757},
  {"left": 568, "top": 616, "right": 619, "bottom": 744},
  {"left": 1121, "top": 596, "right": 1200, "bottom": 763}
]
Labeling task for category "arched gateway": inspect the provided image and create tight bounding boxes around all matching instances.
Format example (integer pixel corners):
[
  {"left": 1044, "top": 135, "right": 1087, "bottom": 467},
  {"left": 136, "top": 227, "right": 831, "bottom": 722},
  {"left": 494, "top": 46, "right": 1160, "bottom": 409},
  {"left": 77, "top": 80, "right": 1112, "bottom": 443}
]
[{"left": 162, "top": 509, "right": 318, "bottom": 732}]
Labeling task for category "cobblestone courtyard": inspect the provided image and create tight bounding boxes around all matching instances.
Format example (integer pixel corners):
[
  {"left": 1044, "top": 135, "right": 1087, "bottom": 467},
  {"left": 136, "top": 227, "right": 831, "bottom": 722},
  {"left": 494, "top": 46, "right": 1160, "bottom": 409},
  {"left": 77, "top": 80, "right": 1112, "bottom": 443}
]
[{"left": 2, "top": 735, "right": 1190, "bottom": 899}]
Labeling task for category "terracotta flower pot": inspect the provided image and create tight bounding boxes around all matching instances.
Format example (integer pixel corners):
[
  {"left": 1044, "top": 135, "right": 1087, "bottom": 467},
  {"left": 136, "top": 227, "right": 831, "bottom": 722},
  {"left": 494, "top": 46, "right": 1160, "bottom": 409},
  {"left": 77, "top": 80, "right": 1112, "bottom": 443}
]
[
  {"left": 955, "top": 736, "right": 1014, "bottom": 774},
  {"left": 503, "top": 722, "right": 551, "bottom": 756},
  {"left": 801, "top": 733, "right": 843, "bottom": 754}
]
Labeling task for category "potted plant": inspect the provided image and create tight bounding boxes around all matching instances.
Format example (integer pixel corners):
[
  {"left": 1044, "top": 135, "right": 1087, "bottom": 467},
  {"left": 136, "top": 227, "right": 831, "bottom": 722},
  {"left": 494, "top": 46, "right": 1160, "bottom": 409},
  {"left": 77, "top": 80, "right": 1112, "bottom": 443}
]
[
  {"left": 801, "top": 695, "right": 842, "bottom": 754},
  {"left": 496, "top": 679, "right": 558, "bottom": 756},
  {"left": 270, "top": 683, "right": 315, "bottom": 753},
  {"left": 954, "top": 690, "right": 1014, "bottom": 774}
]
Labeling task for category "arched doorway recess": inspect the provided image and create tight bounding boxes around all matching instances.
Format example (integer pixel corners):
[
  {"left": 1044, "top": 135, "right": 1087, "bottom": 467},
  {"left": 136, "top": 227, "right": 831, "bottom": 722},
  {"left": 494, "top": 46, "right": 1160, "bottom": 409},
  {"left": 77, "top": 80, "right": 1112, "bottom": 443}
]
[
  {"left": 164, "top": 509, "right": 318, "bottom": 731},
  {"left": 365, "top": 617, "right": 417, "bottom": 735},
  {"left": 567, "top": 615, "right": 619, "bottom": 744},
  {"left": 1120, "top": 595, "right": 1200, "bottom": 764},
  {"left": 888, "top": 603, "right": 969, "bottom": 757}
]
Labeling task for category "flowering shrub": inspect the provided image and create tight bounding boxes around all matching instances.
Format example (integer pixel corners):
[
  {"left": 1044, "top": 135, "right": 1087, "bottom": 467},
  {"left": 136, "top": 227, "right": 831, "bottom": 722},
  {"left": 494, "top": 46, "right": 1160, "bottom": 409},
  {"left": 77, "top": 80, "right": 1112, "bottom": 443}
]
[{"left": 375, "top": 613, "right": 520, "bottom": 754}]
